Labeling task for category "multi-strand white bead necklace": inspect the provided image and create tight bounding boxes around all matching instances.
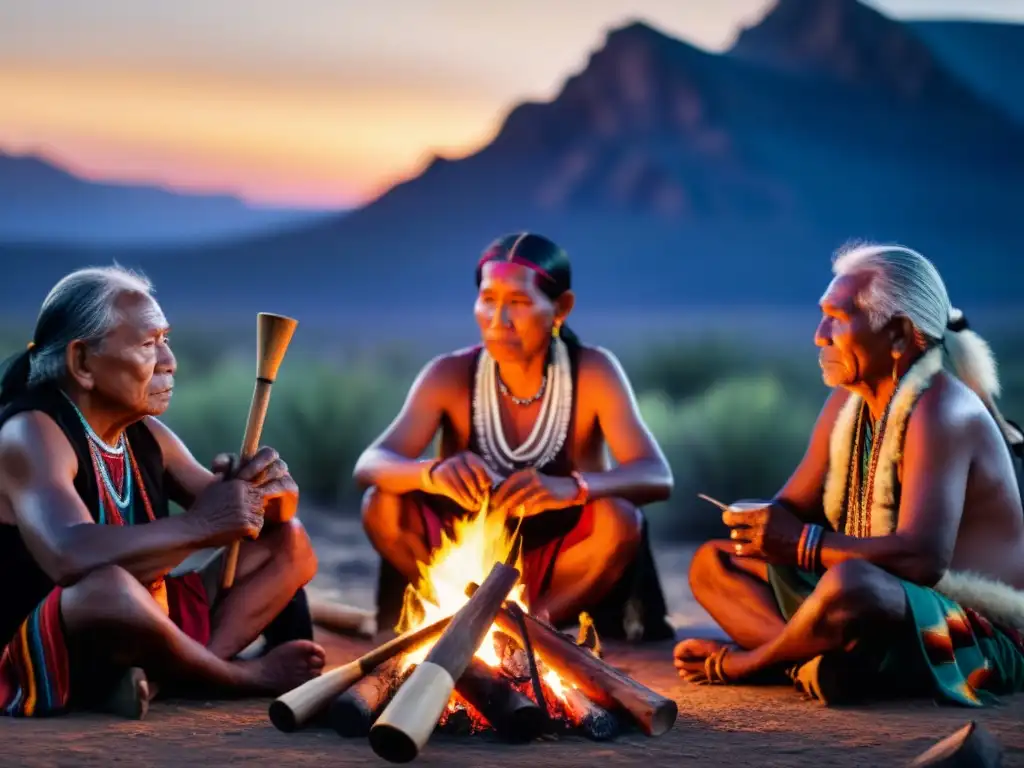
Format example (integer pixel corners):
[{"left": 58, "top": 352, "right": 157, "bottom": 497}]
[{"left": 472, "top": 336, "right": 573, "bottom": 478}]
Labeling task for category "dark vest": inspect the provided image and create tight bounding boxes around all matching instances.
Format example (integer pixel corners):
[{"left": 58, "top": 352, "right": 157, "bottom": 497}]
[{"left": 0, "top": 385, "right": 169, "bottom": 647}]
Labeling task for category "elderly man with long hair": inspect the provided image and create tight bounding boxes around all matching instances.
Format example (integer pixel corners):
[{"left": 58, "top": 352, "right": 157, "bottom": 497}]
[
  {"left": 675, "top": 243, "right": 1024, "bottom": 706},
  {"left": 0, "top": 266, "right": 324, "bottom": 720}
]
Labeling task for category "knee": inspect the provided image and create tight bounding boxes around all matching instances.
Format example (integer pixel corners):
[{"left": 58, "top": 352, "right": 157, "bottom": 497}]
[
  {"left": 813, "top": 560, "right": 886, "bottom": 622},
  {"left": 361, "top": 486, "right": 397, "bottom": 540},
  {"left": 594, "top": 498, "right": 642, "bottom": 568},
  {"left": 687, "top": 540, "right": 730, "bottom": 597},
  {"left": 61, "top": 565, "right": 150, "bottom": 630},
  {"left": 267, "top": 518, "right": 318, "bottom": 586}
]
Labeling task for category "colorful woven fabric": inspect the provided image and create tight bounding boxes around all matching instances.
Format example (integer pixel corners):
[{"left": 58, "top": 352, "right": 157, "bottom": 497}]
[
  {"left": 0, "top": 589, "right": 70, "bottom": 717},
  {"left": 768, "top": 565, "right": 1024, "bottom": 706}
]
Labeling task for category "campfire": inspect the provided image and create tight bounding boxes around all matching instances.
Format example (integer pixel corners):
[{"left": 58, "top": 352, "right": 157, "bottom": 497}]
[{"left": 269, "top": 501, "right": 678, "bottom": 762}]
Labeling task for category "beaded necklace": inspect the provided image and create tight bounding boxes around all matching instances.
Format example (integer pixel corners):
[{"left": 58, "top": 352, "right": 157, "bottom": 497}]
[
  {"left": 843, "top": 396, "right": 895, "bottom": 537},
  {"left": 472, "top": 336, "right": 573, "bottom": 477},
  {"left": 61, "top": 393, "right": 156, "bottom": 527}
]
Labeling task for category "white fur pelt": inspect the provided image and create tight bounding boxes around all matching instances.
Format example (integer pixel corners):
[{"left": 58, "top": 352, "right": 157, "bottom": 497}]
[{"left": 823, "top": 346, "right": 1024, "bottom": 630}]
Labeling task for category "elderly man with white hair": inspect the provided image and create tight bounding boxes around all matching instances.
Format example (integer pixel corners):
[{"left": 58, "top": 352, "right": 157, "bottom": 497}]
[
  {"left": 0, "top": 266, "right": 324, "bottom": 720},
  {"left": 674, "top": 243, "right": 1024, "bottom": 706}
]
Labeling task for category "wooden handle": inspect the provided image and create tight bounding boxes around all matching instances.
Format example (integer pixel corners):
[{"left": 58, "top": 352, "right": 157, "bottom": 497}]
[
  {"left": 269, "top": 660, "right": 364, "bottom": 733},
  {"left": 267, "top": 613, "right": 452, "bottom": 732},
  {"left": 369, "top": 561, "right": 520, "bottom": 763},
  {"left": 221, "top": 378, "right": 272, "bottom": 588},
  {"left": 221, "top": 312, "right": 298, "bottom": 590}
]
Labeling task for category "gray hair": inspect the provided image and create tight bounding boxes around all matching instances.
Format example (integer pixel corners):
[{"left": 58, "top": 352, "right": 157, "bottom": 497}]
[
  {"left": 28, "top": 265, "right": 154, "bottom": 388},
  {"left": 832, "top": 242, "right": 1022, "bottom": 445}
]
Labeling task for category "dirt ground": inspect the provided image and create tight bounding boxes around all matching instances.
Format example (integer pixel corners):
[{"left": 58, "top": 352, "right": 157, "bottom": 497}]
[{"left": 3, "top": 515, "right": 1024, "bottom": 766}]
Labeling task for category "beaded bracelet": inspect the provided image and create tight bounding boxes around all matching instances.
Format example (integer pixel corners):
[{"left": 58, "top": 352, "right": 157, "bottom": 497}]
[
  {"left": 570, "top": 470, "right": 590, "bottom": 506},
  {"left": 797, "top": 523, "right": 824, "bottom": 573}
]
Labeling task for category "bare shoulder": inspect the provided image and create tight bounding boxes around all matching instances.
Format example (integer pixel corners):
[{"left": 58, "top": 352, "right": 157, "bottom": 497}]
[
  {"left": 577, "top": 345, "right": 630, "bottom": 387},
  {"left": 416, "top": 347, "right": 476, "bottom": 392},
  {"left": 0, "top": 410, "right": 78, "bottom": 483},
  {"left": 906, "top": 371, "right": 994, "bottom": 448}
]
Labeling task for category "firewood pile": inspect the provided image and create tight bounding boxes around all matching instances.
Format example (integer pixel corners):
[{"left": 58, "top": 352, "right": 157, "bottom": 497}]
[{"left": 269, "top": 563, "right": 677, "bottom": 763}]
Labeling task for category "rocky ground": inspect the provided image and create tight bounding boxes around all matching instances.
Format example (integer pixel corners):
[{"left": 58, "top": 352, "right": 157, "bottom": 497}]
[{"left": 3, "top": 513, "right": 1023, "bottom": 766}]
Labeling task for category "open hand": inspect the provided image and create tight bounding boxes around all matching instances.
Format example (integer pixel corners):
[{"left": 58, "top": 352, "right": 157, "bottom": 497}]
[
  {"left": 490, "top": 468, "right": 580, "bottom": 518},
  {"left": 721, "top": 500, "right": 802, "bottom": 564},
  {"left": 425, "top": 452, "right": 502, "bottom": 511},
  {"left": 212, "top": 446, "right": 298, "bottom": 524}
]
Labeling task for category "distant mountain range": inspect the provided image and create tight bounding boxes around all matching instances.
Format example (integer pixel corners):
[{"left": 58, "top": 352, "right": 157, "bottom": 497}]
[
  {"left": 0, "top": 151, "right": 335, "bottom": 247},
  {"left": 2, "top": 0, "right": 1023, "bottom": 327}
]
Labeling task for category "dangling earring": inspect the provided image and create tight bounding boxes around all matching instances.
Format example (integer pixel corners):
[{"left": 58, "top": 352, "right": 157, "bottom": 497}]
[
  {"left": 552, "top": 324, "right": 560, "bottom": 339},
  {"left": 891, "top": 356, "right": 899, "bottom": 385}
]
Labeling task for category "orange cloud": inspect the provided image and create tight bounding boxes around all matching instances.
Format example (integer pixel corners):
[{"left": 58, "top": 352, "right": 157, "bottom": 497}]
[{"left": 0, "top": 63, "right": 506, "bottom": 207}]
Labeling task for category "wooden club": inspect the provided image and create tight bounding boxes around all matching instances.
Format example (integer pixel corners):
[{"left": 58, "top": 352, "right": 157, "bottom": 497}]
[
  {"left": 268, "top": 614, "right": 452, "bottom": 733},
  {"left": 220, "top": 312, "right": 298, "bottom": 590}
]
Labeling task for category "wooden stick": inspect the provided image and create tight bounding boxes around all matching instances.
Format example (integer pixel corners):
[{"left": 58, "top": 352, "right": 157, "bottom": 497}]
[
  {"left": 369, "top": 562, "right": 520, "bottom": 763},
  {"left": 221, "top": 312, "right": 298, "bottom": 589},
  {"left": 561, "top": 687, "right": 618, "bottom": 741},
  {"left": 696, "top": 493, "right": 728, "bottom": 511},
  {"left": 309, "top": 598, "right": 377, "bottom": 638},
  {"left": 454, "top": 656, "right": 545, "bottom": 743},
  {"left": 491, "top": 606, "right": 677, "bottom": 737},
  {"left": 910, "top": 721, "right": 1003, "bottom": 767},
  {"left": 268, "top": 613, "right": 450, "bottom": 733},
  {"left": 329, "top": 658, "right": 402, "bottom": 738}
]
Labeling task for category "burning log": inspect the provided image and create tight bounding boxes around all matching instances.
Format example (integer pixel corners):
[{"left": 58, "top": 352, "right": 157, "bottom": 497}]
[
  {"left": 268, "top": 614, "right": 451, "bottom": 733},
  {"left": 479, "top": 595, "right": 677, "bottom": 737},
  {"left": 454, "top": 657, "right": 546, "bottom": 743},
  {"left": 329, "top": 658, "right": 402, "bottom": 737},
  {"left": 369, "top": 561, "right": 520, "bottom": 763},
  {"left": 561, "top": 687, "right": 617, "bottom": 741}
]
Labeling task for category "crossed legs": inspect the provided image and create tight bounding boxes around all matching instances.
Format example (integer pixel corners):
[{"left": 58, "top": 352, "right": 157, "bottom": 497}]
[
  {"left": 675, "top": 541, "right": 908, "bottom": 683},
  {"left": 61, "top": 519, "right": 324, "bottom": 711}
]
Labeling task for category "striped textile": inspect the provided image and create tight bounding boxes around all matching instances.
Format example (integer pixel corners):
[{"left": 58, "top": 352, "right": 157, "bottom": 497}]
[{"left": 0, "top": 589, "right": 70, "bottom": 717}]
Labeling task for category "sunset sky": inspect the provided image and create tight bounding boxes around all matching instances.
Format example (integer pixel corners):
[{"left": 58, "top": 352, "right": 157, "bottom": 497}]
[{"left": 1, "top": 0, "right": 1020, "bottom": 210}]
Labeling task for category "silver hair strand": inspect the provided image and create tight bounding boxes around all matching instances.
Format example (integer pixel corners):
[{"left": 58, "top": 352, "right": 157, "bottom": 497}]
[
  {"left": 28, "top": 265, "right": 154, "bottom": 388},
  {"left": 832, "top": 242, "right": 1022, "bottom": 446}
]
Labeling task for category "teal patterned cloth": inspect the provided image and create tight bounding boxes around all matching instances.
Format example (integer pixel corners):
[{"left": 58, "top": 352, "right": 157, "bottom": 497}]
[{"left": 767, "top": 565, "right": 1024, "bottom": 706}]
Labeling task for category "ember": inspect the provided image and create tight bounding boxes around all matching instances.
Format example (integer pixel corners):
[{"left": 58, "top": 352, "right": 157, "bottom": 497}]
[{"left": 268, "top": 499, "right": 677, "bottom": 761}]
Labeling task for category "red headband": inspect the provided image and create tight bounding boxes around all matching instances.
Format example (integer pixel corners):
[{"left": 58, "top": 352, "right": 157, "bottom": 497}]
[{"left": 477, "top": 252, "right": 555, "bottom": 283}]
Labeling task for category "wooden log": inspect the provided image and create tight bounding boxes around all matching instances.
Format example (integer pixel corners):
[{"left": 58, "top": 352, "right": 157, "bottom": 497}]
[
  {"left": 309, "top": 598, "right": 377, "bottom": 638},
  {"left": 369, "top": 562, "right": 520, "bottom": 763},
  {"left": 454, "top": 656, "right": 546, "bottom": 743},
  {"left": 329, "top": 658, "right": 401, "bottom": 737},
  {"left": 910, "top": 721, "right": 1003, "bottom": 767},
  {"left": 561, "top": 687, "right": 617, "bottom": 741},
  {"left": 267, "top": 614, "right": 451, "bottom": 733},
  {"left": 490, "top": 604, "right": 677, "bottom": 736}
]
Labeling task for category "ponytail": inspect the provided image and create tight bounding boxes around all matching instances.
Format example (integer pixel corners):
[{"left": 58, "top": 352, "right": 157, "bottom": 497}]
[
  {"left": 0, "top": 347, "right": 34, "bottom": 407},
  {"left": 942, "top": 308, "right": 1023, "bottom": 445}
]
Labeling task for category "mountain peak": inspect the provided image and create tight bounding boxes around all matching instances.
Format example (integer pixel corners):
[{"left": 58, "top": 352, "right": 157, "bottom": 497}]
[{"left": 730, "top": 0, "right": 975, "bottom": 102}]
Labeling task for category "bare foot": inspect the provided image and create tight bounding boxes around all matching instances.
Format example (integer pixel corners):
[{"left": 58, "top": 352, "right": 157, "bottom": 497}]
[
  {"left": 239, "top": 639, "right": 326, "bottom": 694},
  {"left": 96, "top": 666, "right": 151, "bottom": 720},
  {"left": 673, "top": 638, "right": 729, "bottom": 680}
]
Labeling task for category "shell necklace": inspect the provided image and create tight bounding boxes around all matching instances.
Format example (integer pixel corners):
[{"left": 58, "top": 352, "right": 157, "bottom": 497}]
[{"left": 472, "top": 336, "right": 573, "bottom": 478}]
